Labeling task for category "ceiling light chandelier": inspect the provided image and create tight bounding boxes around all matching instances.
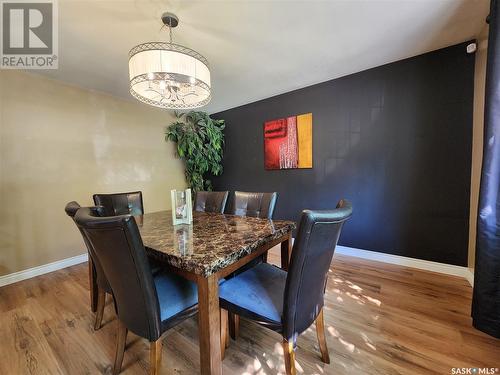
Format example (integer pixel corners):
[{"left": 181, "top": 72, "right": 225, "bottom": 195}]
[{"left": 128, "top": 12, "right": 211, "bottom": 109}]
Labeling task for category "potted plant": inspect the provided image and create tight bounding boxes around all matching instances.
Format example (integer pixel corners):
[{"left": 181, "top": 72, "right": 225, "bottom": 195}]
[{"left": 165, "top": 111, "right": 225, "bottom": 193}]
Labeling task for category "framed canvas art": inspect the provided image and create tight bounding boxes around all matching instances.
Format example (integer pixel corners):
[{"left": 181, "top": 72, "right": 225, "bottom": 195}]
[{"left": 264, "top": 113, "right": 312, "bottom": 170}]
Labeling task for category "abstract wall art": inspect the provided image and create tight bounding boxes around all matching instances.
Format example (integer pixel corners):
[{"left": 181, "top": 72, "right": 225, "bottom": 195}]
[{"left": 264, "top": 113, "right": 312, "bottom": 170}]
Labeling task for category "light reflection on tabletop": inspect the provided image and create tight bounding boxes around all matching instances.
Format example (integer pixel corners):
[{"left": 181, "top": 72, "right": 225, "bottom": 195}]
[{"left": 134, "top": 210, "right": 295, "bottom": 277}]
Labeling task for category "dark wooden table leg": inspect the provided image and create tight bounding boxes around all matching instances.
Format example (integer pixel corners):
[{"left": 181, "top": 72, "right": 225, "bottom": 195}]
[
  {"left": 228, "top": 312, "right": 240, "bottom": 340},
  {"left": 88, "top": 256, "right": 98, "bottom": 312},
  {"left": 220, "top": 308, "right": 228, "bottom": 360},
  {"left": 197, "top": 274, "right": 222, "bottom": 375},
  {"left": 281, "top": 233, "right": 292, "bottom": 271}
]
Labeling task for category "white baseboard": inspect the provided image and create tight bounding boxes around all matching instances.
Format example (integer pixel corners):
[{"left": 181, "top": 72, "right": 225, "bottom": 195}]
[
  {"left": 0, "top": 245, "right": 476, "bottom": 289},
  {"left": 335, "top": 245, "right": 474, "bottom": 287},
  {"left": 0, "top": 253, "right": 88, "bottom": 288},
  {"left": 464, "top": 268, "right": 474, "bottom": 287}
]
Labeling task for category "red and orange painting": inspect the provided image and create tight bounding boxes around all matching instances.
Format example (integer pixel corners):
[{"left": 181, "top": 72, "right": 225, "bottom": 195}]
[{"left": 264, "top": 113, "right": 312, "bottom": 170}]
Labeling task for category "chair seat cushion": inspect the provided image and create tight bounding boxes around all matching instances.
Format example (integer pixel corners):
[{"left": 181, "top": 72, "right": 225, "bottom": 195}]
[
  {"left": 219, "top": 263, "right": 287, "bottom": 324},
  {"left": 154, "top": 272, "right": 198, "bottom": 322}
]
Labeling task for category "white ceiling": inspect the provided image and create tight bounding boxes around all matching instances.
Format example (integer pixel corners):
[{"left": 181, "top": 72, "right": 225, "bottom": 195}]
[{"left": 37, "top": 0, "right": 490, "bottom": 114}]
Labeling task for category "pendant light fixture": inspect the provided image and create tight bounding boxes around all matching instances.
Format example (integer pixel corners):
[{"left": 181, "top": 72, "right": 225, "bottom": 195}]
[{"left": 128, "top": 12, "right": 211, "bottom": 109}]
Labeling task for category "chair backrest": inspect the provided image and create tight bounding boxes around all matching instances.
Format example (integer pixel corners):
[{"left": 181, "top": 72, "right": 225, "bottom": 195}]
[
  {"left": 64, "top": 201, "right": 110, "bottom": 291},
  {"left": 74, "top": 207, "right": 162, "bottom": 341},
  {"left": 282, "top": 200, "right": 352, "bottom": 341},
  {"left": 93, "top": 191, "right": 144, "bottom": 216},
  {"left": 194, "top": 191, "right": 229, "bottom": 213},
  {"left": 229, "top": 191, "right": 277, "bottom": 219}
]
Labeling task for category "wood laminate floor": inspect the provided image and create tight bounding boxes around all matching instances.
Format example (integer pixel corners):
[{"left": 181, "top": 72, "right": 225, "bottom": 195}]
[{"left": 0, "top": 249, "right": 498, "bottom": 374}]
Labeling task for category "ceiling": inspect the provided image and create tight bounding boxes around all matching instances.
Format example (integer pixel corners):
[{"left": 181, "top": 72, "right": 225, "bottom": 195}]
[{"left": 37, "top": 0, "right": 490, "bottom": 114}]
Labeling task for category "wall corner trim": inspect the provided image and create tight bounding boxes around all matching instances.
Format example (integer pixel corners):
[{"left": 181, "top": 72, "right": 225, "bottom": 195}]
[
  {"left": 0, "top": 253, "right": 88, "bottom": 288},
  {"left": 335, "top": 245, "right": 474, "bottom": 286},
  {"left": 464, "top": 267, "right": 475, "bottom": 287}
]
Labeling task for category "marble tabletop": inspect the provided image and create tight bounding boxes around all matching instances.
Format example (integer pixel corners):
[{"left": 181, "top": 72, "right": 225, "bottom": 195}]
[{"left": 136, "top": 210, "right": 296, "bottom": 277}]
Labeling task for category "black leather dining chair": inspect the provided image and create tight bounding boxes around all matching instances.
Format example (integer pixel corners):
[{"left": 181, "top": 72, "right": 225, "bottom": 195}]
[
  {"left": 74, "top": 207, "right": 198, "bottom": 375},
  {"left": 92, "top": 192, "right": 162, "bottom": 297},
  {"left": 65, "top": 201, "right": 111, "bottom": 330},
  {"left": 226, "top": 191, "right": 278, "bottom": 337},
  {"left": 93, "top": 191, "right": 144, "bottom": 216},
  {"left": 228, "top": 191, "right": 277, "bottom": 219},
  {"left": 194, "top": 191, "right": 229, "bottom": 213},
  {"left": 218, "top": 200, "right": 352, "bottom": 375}
]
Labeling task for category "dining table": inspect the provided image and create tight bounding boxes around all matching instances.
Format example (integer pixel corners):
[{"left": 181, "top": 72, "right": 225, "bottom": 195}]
[{"left": 135, "top": 210, "right": 296, "bottom": 375}]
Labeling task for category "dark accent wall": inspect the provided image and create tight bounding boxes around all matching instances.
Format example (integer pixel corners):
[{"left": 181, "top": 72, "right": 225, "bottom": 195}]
[{"left": 212, "top": 42, "right": 474, "bottom": 266}]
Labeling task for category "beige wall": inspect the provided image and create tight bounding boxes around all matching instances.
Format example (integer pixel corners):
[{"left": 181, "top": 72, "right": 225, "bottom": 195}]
[
  {"left": 468, "top": 26, "right": 489, "bottom": 271},
  {"left": 0, "top": 71, "right": 186, "bottom": 276}
]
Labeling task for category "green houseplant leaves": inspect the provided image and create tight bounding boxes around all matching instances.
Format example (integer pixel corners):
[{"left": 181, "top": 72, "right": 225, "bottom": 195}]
[{"left": 165, "top": 111, "right": 225, "bottom": 193}]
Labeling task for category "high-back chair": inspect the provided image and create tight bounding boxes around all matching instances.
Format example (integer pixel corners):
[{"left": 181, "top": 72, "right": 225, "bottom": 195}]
[
  {"left": 218, "top": 200, "right": 352, "bottom": 375},
  {"left": 93, "top": 191, "right": 144, "bottom": 216},
  {"left": 92, "top": 192, "right": 161, "bottom": 301},
  {"left": 74, "top": 208, "right": 198, "bottom": 375},
  {"left": 229, "top": 191, "right": 277, "bottom": 219},
  {"left": 64, "top": 201, "right": 111, "bottom": 330},
  {"left": 226, "top": 191, "right": 278, "bottom": 335},
  {"left": 194, "top": 191, "right": 229, "bottom": 213}
]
